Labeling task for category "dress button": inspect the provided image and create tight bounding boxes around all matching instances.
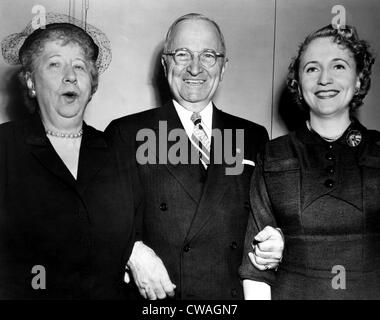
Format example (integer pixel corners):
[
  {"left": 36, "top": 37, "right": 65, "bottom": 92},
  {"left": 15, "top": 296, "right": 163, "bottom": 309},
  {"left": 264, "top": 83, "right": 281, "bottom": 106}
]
[
  {"left": 159, "top": 202, "right": 168, "bottom": 211},
  {"left": 325, "top": 166, "right": 335, "bottom": 174},
  {"left": 231, "top": 288, "right": 238, "bottom": 297},
  {"left": 327, "top": 144, "right": 334, "bottom": 150},
  {"left": 324, "top": 179, "right": 334, "bottom": 188},
  {"left": 325, "top": 153, "right": 335, "bottom": 161},
  {"left": 230, "top": 241, "right": 238, "bottom": 249},
  {"left": 183, "top": 244, "right": 191, "bottom": 252}
]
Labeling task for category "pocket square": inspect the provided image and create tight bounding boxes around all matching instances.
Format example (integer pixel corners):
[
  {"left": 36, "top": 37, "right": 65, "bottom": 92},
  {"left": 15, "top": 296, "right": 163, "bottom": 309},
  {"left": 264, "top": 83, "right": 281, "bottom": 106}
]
[{"left": 242, "top": 159, "right": 255, "bottom": 166}]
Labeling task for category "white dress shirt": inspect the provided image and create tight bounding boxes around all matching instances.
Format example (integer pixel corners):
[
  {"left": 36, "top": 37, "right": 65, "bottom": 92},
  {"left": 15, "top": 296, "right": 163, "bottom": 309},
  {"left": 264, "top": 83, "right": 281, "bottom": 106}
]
[{"left": 173, "top": 100, "right": 213, "bottom": 141}]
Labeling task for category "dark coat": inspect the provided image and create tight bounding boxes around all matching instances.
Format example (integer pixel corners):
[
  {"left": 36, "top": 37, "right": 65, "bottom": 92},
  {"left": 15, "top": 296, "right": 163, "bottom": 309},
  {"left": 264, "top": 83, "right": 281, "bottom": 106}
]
[
  {"left": 0, "top": 114, "right": 142, "bottom": 299},
  {"left": 105, "top": 102, "right": 269, "bottom": 299}
]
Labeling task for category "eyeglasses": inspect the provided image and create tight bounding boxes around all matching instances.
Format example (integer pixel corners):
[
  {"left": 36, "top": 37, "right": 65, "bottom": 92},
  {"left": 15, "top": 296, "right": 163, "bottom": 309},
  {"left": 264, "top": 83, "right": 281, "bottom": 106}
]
[{"left": 163, "top": 48, "right": 225, "bottom": 68}]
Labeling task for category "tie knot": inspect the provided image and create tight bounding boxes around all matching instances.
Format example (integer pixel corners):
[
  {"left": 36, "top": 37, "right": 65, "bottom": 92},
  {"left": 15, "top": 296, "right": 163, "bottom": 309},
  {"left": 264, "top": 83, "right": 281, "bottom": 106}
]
[{"left": 191, "top": 112, "right": 202, "bottom": 125}]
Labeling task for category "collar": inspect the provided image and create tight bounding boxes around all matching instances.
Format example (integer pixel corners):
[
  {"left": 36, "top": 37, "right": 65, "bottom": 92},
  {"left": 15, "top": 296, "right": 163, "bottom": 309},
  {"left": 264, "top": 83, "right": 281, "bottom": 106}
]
[
  {"left": 296, "top": 117, "right": 368, "bottom": 148},
  {"left": 172, "top": 100, "right": 213, "bottom": 139},
  {"left": 24, "top": 113, "right": 107, "bottom": 148}
]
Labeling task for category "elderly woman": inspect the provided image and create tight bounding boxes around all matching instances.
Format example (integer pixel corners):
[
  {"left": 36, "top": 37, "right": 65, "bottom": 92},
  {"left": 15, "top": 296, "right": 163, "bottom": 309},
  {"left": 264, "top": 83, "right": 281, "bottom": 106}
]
[
  {"left": 240, "top": 24, "right": 380, "bottom": 299},
  {"left": 0, "top": 13, "right": 141, "bottom": 299}
]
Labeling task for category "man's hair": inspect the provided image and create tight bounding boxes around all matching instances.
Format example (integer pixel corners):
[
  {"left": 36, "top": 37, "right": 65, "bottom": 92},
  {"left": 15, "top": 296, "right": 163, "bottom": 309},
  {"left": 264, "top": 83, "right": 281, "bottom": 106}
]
[{"left": 163, "top": 13, "right": 226, "bottom": 55}]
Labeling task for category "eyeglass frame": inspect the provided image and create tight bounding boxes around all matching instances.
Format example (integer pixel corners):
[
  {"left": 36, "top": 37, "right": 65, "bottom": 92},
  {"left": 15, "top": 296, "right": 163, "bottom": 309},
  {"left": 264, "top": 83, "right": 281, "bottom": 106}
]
[{"left": 162, "top": 48, "right": 226, "bottom": 68}]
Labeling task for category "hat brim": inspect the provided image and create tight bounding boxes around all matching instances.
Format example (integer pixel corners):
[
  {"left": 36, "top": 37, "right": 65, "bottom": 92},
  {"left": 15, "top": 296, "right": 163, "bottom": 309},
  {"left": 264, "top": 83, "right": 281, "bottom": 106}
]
[{"left": 1, "top": 12, "right": 111, "bottom": 74}]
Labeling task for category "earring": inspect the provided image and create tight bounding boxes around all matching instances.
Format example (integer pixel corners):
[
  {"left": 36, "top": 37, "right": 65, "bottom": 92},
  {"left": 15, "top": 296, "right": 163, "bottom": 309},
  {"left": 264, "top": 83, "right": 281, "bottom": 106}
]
[
  {"left": 297, "top": 85, "right": 303, "bottom": 100},
  {"left": 291, "top": 79, "right": 303, "bottom": 100},
  {"left": 30, "top": 89, "right": 36, "bottom": 97},
  {"left": 354, "top": 87, "right": 360, "bottom": 95}
]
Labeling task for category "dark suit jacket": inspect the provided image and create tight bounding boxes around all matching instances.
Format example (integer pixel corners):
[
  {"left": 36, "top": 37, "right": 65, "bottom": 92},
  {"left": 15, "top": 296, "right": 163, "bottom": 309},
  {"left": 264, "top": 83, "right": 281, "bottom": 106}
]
[
  {"left": 105, "top": 101, "right": 268, "bottom": 299},
  {"left": 0, "top": 114, "right": 142, "bottom": 299}
]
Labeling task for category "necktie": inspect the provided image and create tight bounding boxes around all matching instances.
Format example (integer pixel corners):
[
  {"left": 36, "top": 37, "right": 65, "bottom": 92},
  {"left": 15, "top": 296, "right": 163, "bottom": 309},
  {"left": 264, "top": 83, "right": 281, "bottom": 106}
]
[{"left": 191, "top": 112, "right": 211, "bottom": 168}]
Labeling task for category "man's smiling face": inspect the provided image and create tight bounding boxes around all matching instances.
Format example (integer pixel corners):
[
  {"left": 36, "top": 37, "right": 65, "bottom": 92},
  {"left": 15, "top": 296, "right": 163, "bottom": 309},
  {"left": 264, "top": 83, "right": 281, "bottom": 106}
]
[{"left": 163, "top": 19, "right": 226, "bottom": 113}]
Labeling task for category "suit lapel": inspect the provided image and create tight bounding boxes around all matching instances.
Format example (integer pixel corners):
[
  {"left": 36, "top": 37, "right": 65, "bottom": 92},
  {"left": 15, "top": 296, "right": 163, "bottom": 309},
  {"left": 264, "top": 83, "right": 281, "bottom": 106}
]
[
  {"left": 26, "top": 114, "right": 76, "bottom": 189},
  {"left": 153, "top": 102, "right": 203, "bottom": 203},
  {"left": 186, "top": 105, "right": 232, "bottom": 242},
  {"left": 76, "top": 123, "right": 110, "bottom": 195}
]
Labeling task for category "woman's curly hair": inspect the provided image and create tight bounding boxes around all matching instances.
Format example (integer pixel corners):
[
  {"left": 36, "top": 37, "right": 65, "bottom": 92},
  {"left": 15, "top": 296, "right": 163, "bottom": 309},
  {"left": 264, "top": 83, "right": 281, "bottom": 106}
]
[{"left": 287, "top": 24, "right": 375, "bottom": 112}]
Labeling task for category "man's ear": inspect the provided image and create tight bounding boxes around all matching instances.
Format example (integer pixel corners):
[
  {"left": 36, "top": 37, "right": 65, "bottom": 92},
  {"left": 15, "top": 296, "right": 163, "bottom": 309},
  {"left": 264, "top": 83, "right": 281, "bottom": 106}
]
[
  {"left": 220, "top": 58, "right": 228, "bottom": 81},
  {"left": 161, "top": 56, "right": 168, "bottom": 77}
]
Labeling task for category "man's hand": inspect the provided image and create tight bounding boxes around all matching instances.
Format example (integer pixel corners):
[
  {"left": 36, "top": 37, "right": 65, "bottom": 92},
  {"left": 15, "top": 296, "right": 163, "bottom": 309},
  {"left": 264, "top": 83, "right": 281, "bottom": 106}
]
[
  {"left": 125, "top": 241, "right": 176, "bottom": 300},
  {"left": 248, "top": 226, "right": 284, "bottom": 271}
]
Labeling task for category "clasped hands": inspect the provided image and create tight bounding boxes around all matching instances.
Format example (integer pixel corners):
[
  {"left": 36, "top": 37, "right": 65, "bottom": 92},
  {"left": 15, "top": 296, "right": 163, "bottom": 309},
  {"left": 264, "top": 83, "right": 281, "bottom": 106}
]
[
  {"left": 125, "top": 226, "right": 284, "bottom": 300},
  {"left": 248, "top": 226, "right": 284, "bottom": 271}
]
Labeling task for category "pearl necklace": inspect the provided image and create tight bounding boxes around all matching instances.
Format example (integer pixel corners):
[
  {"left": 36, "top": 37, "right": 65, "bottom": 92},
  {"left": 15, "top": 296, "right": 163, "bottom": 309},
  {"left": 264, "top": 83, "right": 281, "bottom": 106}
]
[
  {"left": 306, "top": 120, "right": 348, "bottom": 142},
  {"left": 46, "top": 128, "right": 83, "bottom": 138}
]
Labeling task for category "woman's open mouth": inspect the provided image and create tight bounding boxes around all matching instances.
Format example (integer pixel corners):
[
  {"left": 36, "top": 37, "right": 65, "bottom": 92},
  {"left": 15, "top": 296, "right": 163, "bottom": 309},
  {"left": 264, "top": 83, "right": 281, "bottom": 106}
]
[{"left": 62, "top": 91, "right": 79, "bottom": 103}]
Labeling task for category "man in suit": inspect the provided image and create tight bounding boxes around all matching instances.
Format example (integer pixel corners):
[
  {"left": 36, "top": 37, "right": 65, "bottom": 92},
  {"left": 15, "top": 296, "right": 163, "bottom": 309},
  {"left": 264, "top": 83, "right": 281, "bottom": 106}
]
[{"left": 106, "top": 13, "right": 283, "bottom": 300}]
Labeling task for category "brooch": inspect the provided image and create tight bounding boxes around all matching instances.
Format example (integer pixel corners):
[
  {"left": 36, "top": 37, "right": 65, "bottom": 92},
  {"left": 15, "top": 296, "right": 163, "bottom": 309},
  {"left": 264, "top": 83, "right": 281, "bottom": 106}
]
[{"left": 346, "top": 130, "right": 362, "bottom": 147}]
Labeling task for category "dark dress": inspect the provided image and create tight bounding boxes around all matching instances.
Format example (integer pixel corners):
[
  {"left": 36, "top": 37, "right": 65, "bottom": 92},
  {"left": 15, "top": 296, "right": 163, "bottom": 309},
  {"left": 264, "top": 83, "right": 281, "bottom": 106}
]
[
  {"left": 0, "top": 114, "right": 142, "bottom": 299},
  {"left": 240, "top": 120, "right": 380, "bottom": 299}
]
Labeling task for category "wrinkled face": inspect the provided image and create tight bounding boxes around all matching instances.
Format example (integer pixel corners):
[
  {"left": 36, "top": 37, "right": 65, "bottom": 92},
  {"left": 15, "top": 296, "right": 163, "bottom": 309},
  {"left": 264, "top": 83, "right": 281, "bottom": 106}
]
[
  {"left": 163, "top": 19, "right": 227, "bottom": 112},
  {"left": 26, "top": 40, "right": 93, "bottom": 125},
  {"left": 299, "top": 37, "right": 360, "bottom": 120}
]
